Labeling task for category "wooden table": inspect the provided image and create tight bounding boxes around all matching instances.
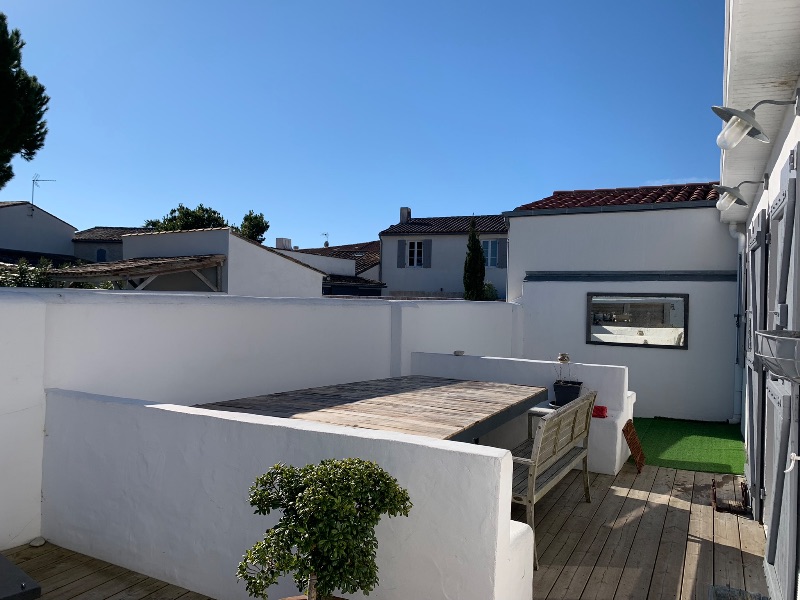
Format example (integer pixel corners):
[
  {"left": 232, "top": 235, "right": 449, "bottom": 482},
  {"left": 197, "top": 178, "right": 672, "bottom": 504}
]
[{"left": 200, "top": 375, "right": 548, "bottom": 442}]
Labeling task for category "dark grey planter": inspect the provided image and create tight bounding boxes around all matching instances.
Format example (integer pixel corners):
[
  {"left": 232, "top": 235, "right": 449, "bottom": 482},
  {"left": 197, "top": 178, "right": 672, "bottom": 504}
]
[{"left": 552, "top": 381, "right": 583, "bottom": 406}]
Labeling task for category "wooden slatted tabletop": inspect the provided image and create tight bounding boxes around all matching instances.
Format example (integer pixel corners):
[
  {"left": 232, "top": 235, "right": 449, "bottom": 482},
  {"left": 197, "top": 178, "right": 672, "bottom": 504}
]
[{"left": 199, "top": 375, "right": 548, "bottom": 442}]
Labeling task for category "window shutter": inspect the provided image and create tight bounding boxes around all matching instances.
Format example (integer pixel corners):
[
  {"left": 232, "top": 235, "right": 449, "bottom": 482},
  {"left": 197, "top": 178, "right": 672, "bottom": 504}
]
[
  {"left": 422, "top": 239, "right": 432, "bottom": 268},
  {"left": 497, "top": 238, "right": 507, "bottom": 269},
  {"left": 397, "top": 240, "right": 406, "bottom": 268}
]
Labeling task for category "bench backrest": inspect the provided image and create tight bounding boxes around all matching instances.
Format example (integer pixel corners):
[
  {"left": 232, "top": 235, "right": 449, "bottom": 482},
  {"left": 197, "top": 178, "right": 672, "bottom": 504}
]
[{"left": 530, "top": 391, "right": 597, "bottom": 475}]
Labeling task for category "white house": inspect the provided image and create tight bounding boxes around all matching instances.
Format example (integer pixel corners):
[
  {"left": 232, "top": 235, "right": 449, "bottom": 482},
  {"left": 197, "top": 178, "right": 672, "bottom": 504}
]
[
  {"left": 380, "top": 207, "right": 508, "bottom": 298},
  {"left": 54, "top": 227, "right": 325, "bottom": 297},
  {"left": 505, "top": 182, "right": 740, "bottom": 422},
  {"left": 713, "top": 1, "right": 800, "bottom": 598},
  {"left": 0, "top": 201, "right": 76, "bottom": 262}
]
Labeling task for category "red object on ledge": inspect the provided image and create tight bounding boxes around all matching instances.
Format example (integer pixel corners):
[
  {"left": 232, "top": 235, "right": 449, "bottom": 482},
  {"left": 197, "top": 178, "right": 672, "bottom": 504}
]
[{"left": 592, "top": 405, "right": 608, "bottom": 418}]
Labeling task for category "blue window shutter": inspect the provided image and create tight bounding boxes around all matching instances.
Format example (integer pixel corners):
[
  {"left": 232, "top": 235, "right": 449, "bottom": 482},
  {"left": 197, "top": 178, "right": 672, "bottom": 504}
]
[
  {"left": 422, "top": 239, "right": 432, "bottom": 268},
  {"left": 397, "top": 240, "right": 406, "bottom": 268},
  {"left": 96, "top": 248, "right": 107, "bottom": 262},
  {"left": 497, "top": 238, "right": 507, "bottom": 269}
]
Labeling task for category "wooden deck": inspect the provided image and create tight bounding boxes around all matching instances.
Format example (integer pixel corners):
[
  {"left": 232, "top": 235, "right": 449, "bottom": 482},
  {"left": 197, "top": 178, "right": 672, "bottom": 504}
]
[
  {"left": 515, "top": 462, "right": 769, "bottom": 600},
  {"left": 1, "top": 543, "right": 214, "bottom": 600},
  {"left": 199, "top": 375, "right": 547, "bottom": 442}
]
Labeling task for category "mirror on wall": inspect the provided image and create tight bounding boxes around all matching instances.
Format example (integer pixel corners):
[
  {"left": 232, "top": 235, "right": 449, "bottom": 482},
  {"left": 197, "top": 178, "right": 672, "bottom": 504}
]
[{"left": 586, "top": 293, "right": 689, "bottom": 349}]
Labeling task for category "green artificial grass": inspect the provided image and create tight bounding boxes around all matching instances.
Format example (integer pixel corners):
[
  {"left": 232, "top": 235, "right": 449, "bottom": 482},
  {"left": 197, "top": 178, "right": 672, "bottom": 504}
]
[{"left": 632, "top": 417, "right": 745, "bottom": 475}]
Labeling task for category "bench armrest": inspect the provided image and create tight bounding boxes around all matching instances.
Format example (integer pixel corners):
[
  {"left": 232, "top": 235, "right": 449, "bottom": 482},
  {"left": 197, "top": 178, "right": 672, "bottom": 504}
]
[{"left": 512, "top": 456, "right": 535, "bottom": 466}]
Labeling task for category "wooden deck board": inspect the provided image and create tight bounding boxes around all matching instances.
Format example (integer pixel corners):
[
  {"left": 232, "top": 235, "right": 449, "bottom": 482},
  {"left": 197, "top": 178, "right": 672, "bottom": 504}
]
[
  {"left": 519, "top": 465, "right": 768, "bottom": 600},
  {"left": 199, "top": 375, "right": 547, "bottom": 440},
  {"left": 5, "top": 543, "right": 213, "bottom": 600}
]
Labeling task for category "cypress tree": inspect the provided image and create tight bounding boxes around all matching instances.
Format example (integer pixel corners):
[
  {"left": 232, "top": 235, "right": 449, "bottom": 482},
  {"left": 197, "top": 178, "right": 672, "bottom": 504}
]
[{"left": 463, "top": 218, "right": 485, "bottom": 300}]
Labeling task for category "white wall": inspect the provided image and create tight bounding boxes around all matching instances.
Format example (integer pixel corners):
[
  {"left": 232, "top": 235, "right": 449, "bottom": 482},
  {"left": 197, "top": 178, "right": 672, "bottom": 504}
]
[
  {"left": 522, "top": 279, "right": 738, "bottom": 421},
  {"left": 360, "top": 264, "right": 380, "bottom": 281},
  {"left": 381, "top": 235, "right": 507, "bottom": 298},
  {"left": 42, "top": 390, "right": 531, "bottom": 600},
  {"left": 276, "top": 249, "right": 356, "bottom": 276},
  {"left": 227, "top": 234, "right": 322, "bottom": 297},
  {"left": 0, "top": 291, "right": 47, "bottom": 549},
  {"left": 0, "top": 203, "right": 76, "bottom": 256},
  {"left": 507, "top": 208, "right": 738, "bottom": 301}
]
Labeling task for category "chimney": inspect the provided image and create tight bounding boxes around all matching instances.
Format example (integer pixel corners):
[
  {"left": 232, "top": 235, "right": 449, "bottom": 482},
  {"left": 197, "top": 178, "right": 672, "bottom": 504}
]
[
  {"left": 400, "top": 207, "right": 411, "bottom": 224},
  {"left": 275, "top": 238, "right": 292, "bottom": 250}
]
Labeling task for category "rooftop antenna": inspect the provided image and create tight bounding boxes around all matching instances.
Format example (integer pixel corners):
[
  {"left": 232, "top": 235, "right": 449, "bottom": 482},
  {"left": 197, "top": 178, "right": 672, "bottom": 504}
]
[
  {"left": 322, "top": 232, "right": 329, "bottom": 247},
  {"left": 31, "top": 173, "right": 56, "bottom": 206}
]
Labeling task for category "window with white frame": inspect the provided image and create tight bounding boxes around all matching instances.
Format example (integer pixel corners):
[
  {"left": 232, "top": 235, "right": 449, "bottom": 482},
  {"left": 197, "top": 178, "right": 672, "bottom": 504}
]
[
  {"left": 482, "top": 240, "right": 498, "bottom": 267},
  {"left": 408, "top": 241, "right": 424, "bottom": 267}
]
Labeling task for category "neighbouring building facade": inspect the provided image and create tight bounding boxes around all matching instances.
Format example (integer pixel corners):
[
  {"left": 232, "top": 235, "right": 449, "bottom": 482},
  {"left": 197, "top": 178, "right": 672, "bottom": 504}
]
[
  {"left": 73, "top": 226, "right": 153, "bottom": 263},
  {"left": 0, "top": 201, "right": 76, "bottom": 264},
  {"left": 506, "top": 183, "right": 740, "bottom": 422},
  {"left": 379, "top": 207, "right": 508, "bottom": 298}
]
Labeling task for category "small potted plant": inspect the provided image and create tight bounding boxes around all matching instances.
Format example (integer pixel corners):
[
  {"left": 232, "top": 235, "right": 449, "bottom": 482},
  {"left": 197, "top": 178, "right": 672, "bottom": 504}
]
[
  {"left": 552, "top": 352, "right": 583, "bottom": 406},
  {"left": 237, "top": 457, "right": 413, "bottom": 600}
]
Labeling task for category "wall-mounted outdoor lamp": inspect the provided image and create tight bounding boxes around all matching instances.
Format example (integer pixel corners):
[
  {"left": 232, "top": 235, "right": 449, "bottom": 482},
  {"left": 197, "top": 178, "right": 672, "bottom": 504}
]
[
  {"left": 713, "top": 180, "right": 763, "bottom": 211},
  {"left": 711, "top": 88, "right": 799, "bottom": 150}
]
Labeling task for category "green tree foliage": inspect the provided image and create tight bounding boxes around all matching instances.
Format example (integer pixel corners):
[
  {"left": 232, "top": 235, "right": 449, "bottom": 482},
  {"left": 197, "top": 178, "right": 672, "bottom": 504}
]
[
  {"left": 463, "top": 218, "right": 485, "bottom": 300},
  {"left": 144, "top": 203, "right": 228, "bottom": 231},
  {"left": 235, "top": 209, "right": 270, "bottom": 244},
  {"left": 145, "top": 203, "right": 270, "bottom": 243},
  {"left": 0, "top": 258, "right": 53, "bottom": 287},
  {"left": 0, "top": 13, "right": 50, "bottom": 190},
  {"left": 238, "top": 458, "right": 412, "bottom": 600}
]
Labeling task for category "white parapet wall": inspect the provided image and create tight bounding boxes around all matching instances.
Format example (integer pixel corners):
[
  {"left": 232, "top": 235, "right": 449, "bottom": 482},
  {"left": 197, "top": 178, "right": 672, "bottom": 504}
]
[
  {"left": 42, "top": 389, "right": 533, "bottom": 600},
  {"left": 0, "top": 288, "right": 520, "bottom": 550},
  {"left": 410, "top": 353, "right": 633, "bottom": 475}
]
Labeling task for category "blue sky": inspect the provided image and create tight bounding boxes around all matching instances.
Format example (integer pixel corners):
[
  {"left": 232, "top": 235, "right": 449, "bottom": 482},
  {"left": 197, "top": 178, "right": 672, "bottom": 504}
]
[{"left": 2, "top": 1, "right": 723, "bottom": 248}]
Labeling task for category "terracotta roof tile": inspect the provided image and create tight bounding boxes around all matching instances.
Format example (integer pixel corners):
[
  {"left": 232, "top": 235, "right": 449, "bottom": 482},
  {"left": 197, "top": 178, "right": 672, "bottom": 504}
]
[
  {"left": 296, "top": 241, "right": 381, "bottom": 274},
  {"left": 514, "top": 182, "right": 719, "bottom": 212},
  {"left": 380, "top": 215, "right": 507, "bottom": 236},
  {"left": 74, "top": 226, "right": 155, "bottom": 242}
]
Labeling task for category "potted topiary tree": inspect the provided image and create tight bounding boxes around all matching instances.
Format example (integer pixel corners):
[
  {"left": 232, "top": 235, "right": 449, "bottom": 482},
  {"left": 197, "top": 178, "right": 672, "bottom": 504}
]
[
  {"left": 552, "top": 353, "right": 583, "bottom": 406},
  {"left": 237, "top": 458, "right": 413, "bottom": 600}
]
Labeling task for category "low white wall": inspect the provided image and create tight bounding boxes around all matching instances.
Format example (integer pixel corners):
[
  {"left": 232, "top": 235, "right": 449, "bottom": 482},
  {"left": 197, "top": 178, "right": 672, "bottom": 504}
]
[
  {"left": 42, "top": 390, "right": 530, "bottom": 600},
  {"left": 410, "top": 353, "right": 632, "bottom": 475},
  {"left": 522, "top": 280, "right": 738, "bottom": 421},
  {"left": 0, "top": 292, "right": 47, "bottom": 549}
]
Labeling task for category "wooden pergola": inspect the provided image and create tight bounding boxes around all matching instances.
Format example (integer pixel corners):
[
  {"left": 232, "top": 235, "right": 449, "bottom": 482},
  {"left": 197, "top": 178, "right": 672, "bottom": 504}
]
[{"left": 50, "top": 254, "right": 226, "bottom": 291}]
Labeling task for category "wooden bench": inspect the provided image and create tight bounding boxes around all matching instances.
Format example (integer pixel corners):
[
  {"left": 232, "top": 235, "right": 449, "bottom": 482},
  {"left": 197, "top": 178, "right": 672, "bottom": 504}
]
[{"left": 511, "top": 390, "right": 597, "bottom": 569}]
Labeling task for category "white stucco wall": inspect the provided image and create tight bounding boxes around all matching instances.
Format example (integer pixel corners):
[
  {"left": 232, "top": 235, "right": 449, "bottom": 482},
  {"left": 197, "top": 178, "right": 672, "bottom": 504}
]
[
  {"left": 381, "top": 235, "right": 507, "bottom": 298},
  {"left": 42, "top": 390, "right": 531, "bottom": 600},
  {"left": 276, "top": 249, "right": 356, "bottom": 276},
  {"left": 360, "top": 264, "right": 380, "bottom": 281},
  {"left": 522, "top": 279, "right": 738, "bottom": 421},
  {"left": 0, "top": 292, "right": 47, "bottom": 549},
  {"left": 227, "top": 234, "right": 322, "bottom": 297},
  {"left": 123, "top": 228, "right": 231, "bottom": 259},
  {"left": 0, "top": 203, "right": 75, "bottom": 256},
  {"left": 506, "top": 208, "right": 738, "bottom": 301}
]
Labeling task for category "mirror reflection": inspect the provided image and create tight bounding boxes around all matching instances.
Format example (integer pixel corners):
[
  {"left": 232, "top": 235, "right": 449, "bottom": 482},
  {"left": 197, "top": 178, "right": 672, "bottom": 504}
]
[{"left": 587, "top": 294, "right": 688, "bottom": 349}]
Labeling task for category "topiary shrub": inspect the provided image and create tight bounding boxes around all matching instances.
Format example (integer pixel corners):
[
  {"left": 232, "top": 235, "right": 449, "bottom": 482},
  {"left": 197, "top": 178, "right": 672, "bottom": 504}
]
[{"left": 237, "top": 458, "right": 412, "bottom": 600}]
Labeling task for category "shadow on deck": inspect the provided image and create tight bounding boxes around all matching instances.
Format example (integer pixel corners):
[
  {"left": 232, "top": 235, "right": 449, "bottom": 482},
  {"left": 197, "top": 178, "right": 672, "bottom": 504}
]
[{"left": 512, "top": 463, "right": 768, "bottom": 600}]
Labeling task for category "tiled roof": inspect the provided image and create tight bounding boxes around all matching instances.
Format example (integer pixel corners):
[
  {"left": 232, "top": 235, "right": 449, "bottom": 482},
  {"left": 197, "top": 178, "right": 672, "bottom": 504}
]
[
  {"left": 324, "top": 274, "right": 385, "bottom": 287},
  {"left": 514, "top": 182, "right": 719, "bottom": 212},
  {"left": 74, "top": 226, "right": 155, "bottom": 242},
  {"left": 296, "top": 241, "right": 381, "bottom": 274},
  {"left": 0, "top": 201, "right": 28, "bottom": 208},
  {"left": 380, "top": 215, "right": 507, "bottom": 236}
]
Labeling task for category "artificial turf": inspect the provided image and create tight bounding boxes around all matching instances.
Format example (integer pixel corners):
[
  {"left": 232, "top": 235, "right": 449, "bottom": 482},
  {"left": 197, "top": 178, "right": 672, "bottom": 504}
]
[{"left": 632, "top": 417, "right": 745, "bottom": 475}]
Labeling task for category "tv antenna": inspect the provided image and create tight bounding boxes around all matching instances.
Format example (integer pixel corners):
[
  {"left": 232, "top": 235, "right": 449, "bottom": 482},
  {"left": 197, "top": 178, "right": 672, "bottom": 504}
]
[{"left": 31, "top": 173, "right": 56, "bottom": 205}]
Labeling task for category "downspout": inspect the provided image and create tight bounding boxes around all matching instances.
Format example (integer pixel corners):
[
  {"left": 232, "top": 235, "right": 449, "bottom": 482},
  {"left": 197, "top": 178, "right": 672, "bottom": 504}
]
[{"left": 728, "top": 223, "right": 746, "bottom": 424}]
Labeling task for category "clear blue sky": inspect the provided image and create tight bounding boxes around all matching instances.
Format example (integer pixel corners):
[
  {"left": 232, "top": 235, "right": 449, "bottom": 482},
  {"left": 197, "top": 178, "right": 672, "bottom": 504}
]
[{"left": 2, "top": 1, "right": 724, "bottom": 249}]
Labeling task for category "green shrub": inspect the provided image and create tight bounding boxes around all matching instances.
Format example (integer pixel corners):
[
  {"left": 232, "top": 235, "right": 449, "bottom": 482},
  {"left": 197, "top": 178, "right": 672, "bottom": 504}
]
[{"left": 238, "top": 458, "right": 412, "bottom": 599}]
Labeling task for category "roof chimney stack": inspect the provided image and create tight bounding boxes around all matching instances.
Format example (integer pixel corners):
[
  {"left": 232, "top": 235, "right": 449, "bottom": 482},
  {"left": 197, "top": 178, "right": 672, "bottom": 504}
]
[
  {"left": 275, "top": 238, "right": 292, "bottom": 250},
  {"left": 400, "top": 207, "right": 411, "bottom": 224}
]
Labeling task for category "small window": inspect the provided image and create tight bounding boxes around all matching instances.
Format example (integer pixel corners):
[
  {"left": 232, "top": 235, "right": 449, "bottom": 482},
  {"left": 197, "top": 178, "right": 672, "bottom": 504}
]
[
  {"left": 482, "top": 240, "right": 498, "bottom": 267},
  {"left": 408, "top": 241, "right": 424, "bottom": 267},
  {"left": 586, "top": 293, "right": 688, "bottom": 349},
  {"left": 96, "top": 248, "right": 107, "bottom": 262}
]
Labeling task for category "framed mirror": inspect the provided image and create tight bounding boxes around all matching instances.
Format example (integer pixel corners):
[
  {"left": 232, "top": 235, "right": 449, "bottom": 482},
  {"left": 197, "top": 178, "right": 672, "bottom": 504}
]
[{"left": 586, "top": 293, "right": 688, "bottom": 349}]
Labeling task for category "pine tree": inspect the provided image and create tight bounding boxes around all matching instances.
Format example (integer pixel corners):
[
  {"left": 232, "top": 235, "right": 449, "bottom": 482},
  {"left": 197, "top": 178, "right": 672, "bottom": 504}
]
[
  {"left": 463, "top": 218, "right": 485, "bottom": 300},
  {"left": 0, "top": 13, "right": 50, "bottom": 189}
]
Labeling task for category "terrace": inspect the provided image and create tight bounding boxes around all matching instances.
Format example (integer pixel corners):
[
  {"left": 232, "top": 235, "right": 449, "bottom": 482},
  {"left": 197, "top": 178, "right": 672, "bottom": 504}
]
[{"left": 0, "top": 290, "right": 763, "bottom": 600}]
